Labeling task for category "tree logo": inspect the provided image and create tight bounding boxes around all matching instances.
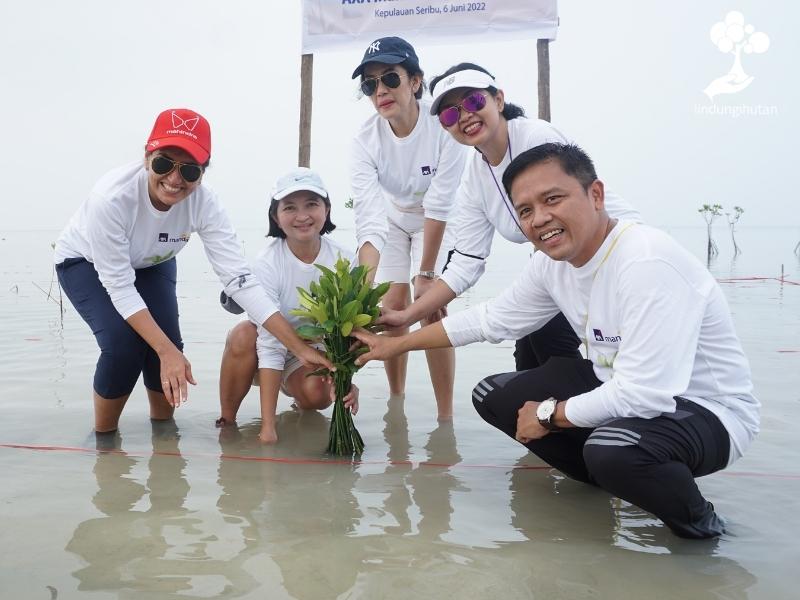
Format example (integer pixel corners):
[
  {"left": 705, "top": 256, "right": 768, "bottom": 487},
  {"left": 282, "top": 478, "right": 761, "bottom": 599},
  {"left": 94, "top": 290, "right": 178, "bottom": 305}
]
[{"left": 703, "top": 11, "right": 769, "bottom": 101}]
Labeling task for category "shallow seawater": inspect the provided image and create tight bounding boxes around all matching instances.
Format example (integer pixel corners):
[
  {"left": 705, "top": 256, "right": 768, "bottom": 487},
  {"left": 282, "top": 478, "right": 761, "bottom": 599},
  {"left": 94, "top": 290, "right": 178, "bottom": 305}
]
[{"left": 1, "top": 226, "right": 798, "bottom": 599}]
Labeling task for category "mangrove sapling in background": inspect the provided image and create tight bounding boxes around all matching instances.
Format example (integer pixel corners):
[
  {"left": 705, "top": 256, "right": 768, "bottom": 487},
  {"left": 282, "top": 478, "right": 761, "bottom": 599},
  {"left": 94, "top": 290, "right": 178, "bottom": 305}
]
[
  {"left": 699, "top": 203, "right": 723, "bottom": 263},
  {"left": 290, "top": 256, "right": 389, "bottom": 456},
  {"left": 726, "top": 206, "right": 744, "bottom": 255}
]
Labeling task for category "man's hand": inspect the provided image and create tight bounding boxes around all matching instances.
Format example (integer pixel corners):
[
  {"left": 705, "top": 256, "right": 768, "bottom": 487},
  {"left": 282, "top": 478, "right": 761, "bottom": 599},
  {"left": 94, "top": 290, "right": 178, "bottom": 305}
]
[{"left": 515, "top": 401, "right": 549, "bottom": 443}]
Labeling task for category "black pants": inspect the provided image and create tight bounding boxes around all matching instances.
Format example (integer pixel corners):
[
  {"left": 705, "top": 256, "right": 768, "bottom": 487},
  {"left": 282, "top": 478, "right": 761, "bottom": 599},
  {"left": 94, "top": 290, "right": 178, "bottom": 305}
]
[
  {"left": 472, "top": 357, "right": 731, "bottom": 539},
  {"left": 514, "top": 312, "right": 582, "bottom": 371},
  {"left": 57, "top": 257, "right": 183, "bottom": 398}
]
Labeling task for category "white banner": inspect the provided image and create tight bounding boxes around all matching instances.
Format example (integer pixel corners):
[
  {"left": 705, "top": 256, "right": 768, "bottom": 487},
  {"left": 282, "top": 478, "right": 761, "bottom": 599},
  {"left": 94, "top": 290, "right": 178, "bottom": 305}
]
[{"left": 301, "top": 0, "right": 558, "bottom": 53}]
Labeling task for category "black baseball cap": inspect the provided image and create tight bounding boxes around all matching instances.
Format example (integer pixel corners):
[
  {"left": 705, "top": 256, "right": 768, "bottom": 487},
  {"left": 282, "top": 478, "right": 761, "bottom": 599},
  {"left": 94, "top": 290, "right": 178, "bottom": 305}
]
[{"left": 351, "top": 36, "right": 419, "bottom": 79}]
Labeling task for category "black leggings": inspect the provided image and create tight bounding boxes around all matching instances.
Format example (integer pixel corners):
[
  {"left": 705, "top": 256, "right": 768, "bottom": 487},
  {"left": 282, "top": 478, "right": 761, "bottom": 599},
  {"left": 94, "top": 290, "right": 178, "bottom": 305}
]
[
  {"left": 472, "top": 357, "right": 731, "bottom": 539},
  {"left": 514, "top": 312, "right": 582, "bottom": 370}
]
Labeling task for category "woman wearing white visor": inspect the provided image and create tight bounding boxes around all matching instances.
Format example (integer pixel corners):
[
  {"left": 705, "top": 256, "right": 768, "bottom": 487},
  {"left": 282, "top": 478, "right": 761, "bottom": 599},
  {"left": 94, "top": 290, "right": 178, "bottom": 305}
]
[{"left": 379, "top": 63, "right": 642, "bottom": 370}]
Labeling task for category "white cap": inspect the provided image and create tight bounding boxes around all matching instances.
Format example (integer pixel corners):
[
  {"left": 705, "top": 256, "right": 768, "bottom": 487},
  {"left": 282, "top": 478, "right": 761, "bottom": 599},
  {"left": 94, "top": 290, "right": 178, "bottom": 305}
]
[
  {"left": 429, "top": 69, "right": 499, "bottom": 115},
  {"left": 271, "top": 167, "right": 329, "bottom": 201}
]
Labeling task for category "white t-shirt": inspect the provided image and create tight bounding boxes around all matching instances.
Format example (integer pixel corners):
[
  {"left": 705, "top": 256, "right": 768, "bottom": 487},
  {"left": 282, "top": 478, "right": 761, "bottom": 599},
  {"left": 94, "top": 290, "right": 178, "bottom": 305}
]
[
  {"left": 350, "top": 97, "right": 468, "bottom": 254},
  {"left": 441, "top": 117, "right": 643, "bottom": 296},
  {"left": 253, "top": 237, "right": 355, "bottom": 370},
  {"left": 54, "top": 162, "right": 277, "bottom": 324},
  {"left": 443, "top": 221, "right": 760, "bottom": 464}
]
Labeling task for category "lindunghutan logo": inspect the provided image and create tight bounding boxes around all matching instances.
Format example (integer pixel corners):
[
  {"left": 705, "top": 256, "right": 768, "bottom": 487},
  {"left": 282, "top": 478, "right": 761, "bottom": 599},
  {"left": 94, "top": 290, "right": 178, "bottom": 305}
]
[
  {"left": 421, "top": 165, "right": 432, "bottom": 176},
  {"left": 703, "top": 11, "right": 770, "bottom": 101}
]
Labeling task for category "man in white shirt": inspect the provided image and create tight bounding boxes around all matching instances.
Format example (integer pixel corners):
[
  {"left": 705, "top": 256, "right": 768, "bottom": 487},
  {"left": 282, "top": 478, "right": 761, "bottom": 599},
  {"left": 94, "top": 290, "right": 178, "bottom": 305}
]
[{"left": 354, "top": 143, "right": 759, "bottom": 538}]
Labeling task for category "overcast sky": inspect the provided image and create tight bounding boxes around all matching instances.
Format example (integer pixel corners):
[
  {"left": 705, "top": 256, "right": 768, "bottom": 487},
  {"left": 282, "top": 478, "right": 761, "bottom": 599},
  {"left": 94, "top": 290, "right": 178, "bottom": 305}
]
[{"left": 0, "top": 1, "right": 794, "bottom": 233}]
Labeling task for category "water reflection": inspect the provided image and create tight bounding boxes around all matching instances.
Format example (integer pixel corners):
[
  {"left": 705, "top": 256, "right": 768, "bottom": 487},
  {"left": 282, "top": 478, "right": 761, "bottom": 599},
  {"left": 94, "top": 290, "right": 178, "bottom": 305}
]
[
  {"left": 216, "top": 410, "right": 364, "bottom": 599},
  {"left": 66, "top": 421, "right": 259, "bottom": 598}
]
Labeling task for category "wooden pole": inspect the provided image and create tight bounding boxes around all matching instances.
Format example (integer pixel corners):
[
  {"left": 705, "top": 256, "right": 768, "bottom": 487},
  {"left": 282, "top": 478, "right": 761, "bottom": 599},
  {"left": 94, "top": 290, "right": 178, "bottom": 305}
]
[
  {"left": 298, "top": 53, "right": 314, "bottom": 167},
  {"left": 537, "top": 39, "right": 551, "bottom": 122}
]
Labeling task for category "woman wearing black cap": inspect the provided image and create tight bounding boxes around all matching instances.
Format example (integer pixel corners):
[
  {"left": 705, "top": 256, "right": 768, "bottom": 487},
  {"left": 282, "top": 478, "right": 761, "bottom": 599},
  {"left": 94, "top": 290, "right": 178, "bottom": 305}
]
[
  {"left": 349, "top": 37, "right": 467, "bottom": 419},
  {"left": 378, "top": 63, "right": 642, "bottom": 371}
]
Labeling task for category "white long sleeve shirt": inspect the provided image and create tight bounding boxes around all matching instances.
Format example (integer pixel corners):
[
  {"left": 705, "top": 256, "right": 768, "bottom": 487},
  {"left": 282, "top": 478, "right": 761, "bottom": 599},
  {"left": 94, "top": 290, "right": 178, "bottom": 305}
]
[
  {"left": 350, "top": 97, "right": 468, "bottom": 253},
  {"left": 252, "top": 237, "right": 355, "bottom": 369},
  {"left": 443, "top": 221, "right": 760, "bottom": 464},
  {"left": 441, "top": 117, "right": 643, "bottom": 296},
  {"left": 54, "top": 162, "right": 277, "bottom": 323}
]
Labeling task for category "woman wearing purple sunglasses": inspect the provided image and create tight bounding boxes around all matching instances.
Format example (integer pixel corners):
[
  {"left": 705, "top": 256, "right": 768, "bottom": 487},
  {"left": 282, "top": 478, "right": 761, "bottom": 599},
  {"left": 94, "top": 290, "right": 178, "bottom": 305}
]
[
  {"left": 348, "top": 37, "right": 468, "bottom": 419},
  {"left": 378, "top": 63, "right": 642, "bottom": 370}
]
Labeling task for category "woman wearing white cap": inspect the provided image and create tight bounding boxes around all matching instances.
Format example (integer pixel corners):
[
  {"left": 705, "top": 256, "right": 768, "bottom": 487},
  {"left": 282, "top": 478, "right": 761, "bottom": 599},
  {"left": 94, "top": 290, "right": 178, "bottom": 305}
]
[
  {"left": 379, "top": 63, "right": 642, "bottom": 370},
  {"left": 216, "top": 168, "right": 358, "bottom": 444},
  {"left": 349, "top": 37, "right": 467, "bottom": 419},
  {"left": 54, "top": 108, "right": 332, "bottom": 435}
]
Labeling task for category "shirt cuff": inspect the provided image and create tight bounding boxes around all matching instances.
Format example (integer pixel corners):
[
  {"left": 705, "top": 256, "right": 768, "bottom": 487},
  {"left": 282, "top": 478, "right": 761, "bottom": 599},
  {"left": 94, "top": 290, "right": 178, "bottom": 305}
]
[
  {"left": 232, "top": 286, "right": 279, "bottom": 326},
  {"left": 357, "top": 233, "right": 385, "bottom": 256}
]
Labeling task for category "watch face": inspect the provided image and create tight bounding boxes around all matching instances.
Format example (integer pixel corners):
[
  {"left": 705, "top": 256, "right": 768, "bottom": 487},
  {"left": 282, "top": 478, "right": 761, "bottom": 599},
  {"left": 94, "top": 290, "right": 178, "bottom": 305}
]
[{"left": 537, "top": 400, "right": 556, "bottom": 421}]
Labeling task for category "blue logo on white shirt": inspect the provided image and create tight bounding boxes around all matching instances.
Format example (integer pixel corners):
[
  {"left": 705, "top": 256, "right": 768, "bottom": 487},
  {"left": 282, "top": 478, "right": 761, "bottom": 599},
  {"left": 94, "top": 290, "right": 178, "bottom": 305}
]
[{"left": 593, "top": 328, "right": 622, "bottom": 343}]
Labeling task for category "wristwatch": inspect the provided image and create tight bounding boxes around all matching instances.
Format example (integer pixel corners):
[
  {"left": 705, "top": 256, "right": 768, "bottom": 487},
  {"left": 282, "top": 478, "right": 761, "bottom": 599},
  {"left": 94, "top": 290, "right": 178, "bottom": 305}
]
[
  {"left": 416, "top": 270, "right": 438, "bottom": 280},
  {"left": 536, "top": 398, "right": 560, "bottom": 431}
]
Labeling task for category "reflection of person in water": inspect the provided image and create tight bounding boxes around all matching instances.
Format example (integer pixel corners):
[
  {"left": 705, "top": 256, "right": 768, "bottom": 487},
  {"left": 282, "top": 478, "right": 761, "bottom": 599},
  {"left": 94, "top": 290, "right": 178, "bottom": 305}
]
[
  {"left": 66, "top": 422, "right": 259, "bottom": 597},
  {"left": 357, "top": 397, "right": 465, "bottom": 543},
  {"left": 215, "top": 411, "right": 365, "bottom": 599},
  {"left": 409, "top": 420, "right": 465, "bottom": 541}
]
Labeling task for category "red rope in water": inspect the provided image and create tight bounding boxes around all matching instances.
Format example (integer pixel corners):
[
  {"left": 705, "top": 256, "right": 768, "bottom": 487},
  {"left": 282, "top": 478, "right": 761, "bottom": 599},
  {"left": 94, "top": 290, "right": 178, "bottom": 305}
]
[
  {"left": 2, "top": 442, "right": 799, "bottom": 479},
  {"left": 717, "top": 276, "right": 800, "bottom": 286}
]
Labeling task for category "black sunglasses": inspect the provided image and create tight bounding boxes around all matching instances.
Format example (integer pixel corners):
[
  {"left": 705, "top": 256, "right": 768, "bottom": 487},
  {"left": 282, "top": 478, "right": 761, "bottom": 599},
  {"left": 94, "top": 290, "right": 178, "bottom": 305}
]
[
  {"left": 360, "top": 71, "right": 404, "bottom": 96},
  {"left": 150, "top": 154, "right": 204, "bottom": 183}
]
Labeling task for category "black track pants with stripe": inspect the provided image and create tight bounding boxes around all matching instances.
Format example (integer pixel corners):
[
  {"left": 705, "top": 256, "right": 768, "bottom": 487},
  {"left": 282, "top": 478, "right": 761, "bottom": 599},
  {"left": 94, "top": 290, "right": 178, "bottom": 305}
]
[{"left": 471, "top": 357, "right": 731, "bottom": 539}]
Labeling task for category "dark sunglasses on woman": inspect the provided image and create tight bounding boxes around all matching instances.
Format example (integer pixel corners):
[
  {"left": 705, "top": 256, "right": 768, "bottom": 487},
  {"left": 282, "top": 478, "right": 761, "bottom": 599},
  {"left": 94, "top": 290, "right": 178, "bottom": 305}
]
[
  {"left": 360, "top": 71, "right": 404, "bottom": 97},
  {"left": 437, "top": 91, "right": 488, "bottom": 127},
  {"left": 150, "top": 154, "right": 204, "bottom": 183}
]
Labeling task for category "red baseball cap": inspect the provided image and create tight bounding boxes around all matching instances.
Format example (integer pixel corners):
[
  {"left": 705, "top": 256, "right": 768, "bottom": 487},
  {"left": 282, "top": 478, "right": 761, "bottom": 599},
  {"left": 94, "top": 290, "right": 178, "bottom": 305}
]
[{"left": 145, "top": 108, "right": 211, "bottom": 163}]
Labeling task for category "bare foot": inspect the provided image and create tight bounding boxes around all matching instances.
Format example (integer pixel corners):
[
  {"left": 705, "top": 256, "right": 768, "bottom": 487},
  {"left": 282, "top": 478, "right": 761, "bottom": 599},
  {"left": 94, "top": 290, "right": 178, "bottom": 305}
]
[{"left": 258, "top": 425, "right": 278, "bottom": 444}]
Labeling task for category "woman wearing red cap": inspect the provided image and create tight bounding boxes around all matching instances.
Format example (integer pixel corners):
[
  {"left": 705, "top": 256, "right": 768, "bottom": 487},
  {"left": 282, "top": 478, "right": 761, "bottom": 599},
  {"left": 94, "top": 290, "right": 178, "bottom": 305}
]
[
  {"left": 54, "top": 108, "right": 332, "bottom": 435},
  {"left": 349, "top": 37, "right": 467, "bottom": 419}
]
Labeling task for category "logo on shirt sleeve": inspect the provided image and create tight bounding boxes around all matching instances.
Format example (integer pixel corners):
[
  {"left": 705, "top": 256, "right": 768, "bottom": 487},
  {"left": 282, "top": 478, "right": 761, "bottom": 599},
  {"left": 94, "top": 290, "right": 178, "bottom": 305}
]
[
  {"left": 593, "top": 328, "right": 622, "bottom": 343},
  {"left": 159, "top": 233, "right": 169, "bottom": 242}
]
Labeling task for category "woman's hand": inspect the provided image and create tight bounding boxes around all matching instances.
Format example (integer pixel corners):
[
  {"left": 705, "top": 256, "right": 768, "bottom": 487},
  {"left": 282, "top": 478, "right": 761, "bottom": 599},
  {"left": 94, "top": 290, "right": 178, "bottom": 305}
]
[
  {"left": 341, "top": 384, "right": 360, "bottom": 415},
  {"left": 322, "top": 379, "right": 359, "bottom": 413},
  {"left": 414, "top": 276, "right": 448, "bottom": 323},
  {"left": 351, "top": 329, "right": 403, "bottom": 366},
  {"left": 376, "top": 306, "right": 411, "bottom": 330},
  {"left": 159, "top": 345, "right": 196, "bottom": 407},
  {"left": 294, "top": 344, "right": 335, "bottom": 372}
]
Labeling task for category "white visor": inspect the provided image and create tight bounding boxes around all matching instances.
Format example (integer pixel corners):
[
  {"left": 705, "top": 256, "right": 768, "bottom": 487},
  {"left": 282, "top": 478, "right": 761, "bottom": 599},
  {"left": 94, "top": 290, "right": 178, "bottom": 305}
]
[{"left": 429, "top": 69, "right": 498, "bottom": 115}]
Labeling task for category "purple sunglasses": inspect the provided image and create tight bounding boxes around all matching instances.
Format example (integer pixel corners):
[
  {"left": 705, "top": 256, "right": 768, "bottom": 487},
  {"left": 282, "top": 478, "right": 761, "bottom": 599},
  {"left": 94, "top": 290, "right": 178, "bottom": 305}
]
[{"left": 437, "top": 91, "right": 488, "bottom": 127}]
